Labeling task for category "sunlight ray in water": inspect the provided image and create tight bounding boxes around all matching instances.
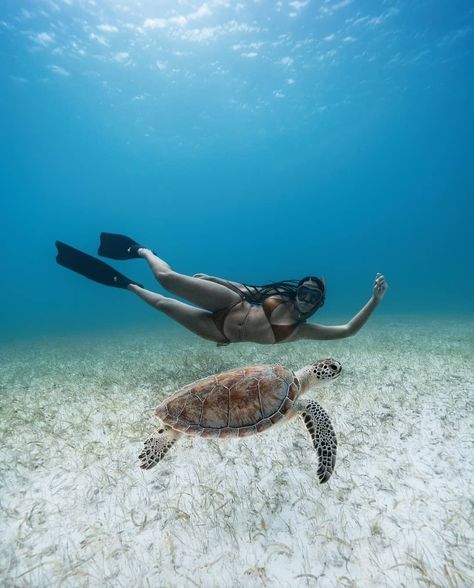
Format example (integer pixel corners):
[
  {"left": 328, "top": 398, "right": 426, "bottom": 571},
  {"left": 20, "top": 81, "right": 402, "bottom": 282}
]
[{"left": 1, "top": 1, "right": 473, "bottom": 585}]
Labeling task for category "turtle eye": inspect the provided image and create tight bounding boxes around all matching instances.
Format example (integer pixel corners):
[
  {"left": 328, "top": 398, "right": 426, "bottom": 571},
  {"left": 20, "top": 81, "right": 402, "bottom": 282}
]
[{"left": 330, "top": 364, "right": 338, "bottom": 370}]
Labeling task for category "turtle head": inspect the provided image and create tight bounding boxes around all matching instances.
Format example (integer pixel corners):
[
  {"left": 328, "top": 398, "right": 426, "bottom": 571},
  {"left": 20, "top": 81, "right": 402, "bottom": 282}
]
[{"left": 296, "top": 358, "right": 342, "bottom": 393}]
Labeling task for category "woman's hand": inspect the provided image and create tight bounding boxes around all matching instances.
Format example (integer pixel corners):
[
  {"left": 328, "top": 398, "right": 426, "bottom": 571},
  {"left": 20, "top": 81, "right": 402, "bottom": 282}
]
[{"left": 373, "top": 273, "right": 388, "bottom": 301}]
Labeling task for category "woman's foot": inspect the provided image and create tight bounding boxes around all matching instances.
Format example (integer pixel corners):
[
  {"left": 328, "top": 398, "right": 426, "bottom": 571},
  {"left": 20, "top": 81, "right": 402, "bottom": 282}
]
[{"left": 138, "top": 248, "right": 171, "bottom": 273}]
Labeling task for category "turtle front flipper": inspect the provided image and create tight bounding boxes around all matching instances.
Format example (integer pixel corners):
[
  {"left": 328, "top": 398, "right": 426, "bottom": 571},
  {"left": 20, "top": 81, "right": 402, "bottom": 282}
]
[
  {"left": 139, "top": 427, "right": 180, "bottom": 469},
  {"left": 297, "top": 399, "right": 337, "bottom": 483}
]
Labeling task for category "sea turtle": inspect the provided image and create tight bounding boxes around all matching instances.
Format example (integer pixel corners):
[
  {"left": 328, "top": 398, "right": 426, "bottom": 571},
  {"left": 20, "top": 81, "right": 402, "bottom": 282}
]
[{"left": 139, "top": 358, "right": 342, "bottom": 483}]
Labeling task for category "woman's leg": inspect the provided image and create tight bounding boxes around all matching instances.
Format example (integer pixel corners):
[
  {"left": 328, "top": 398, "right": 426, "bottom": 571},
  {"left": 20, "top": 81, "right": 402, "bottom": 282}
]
[
  {"left": 128, "top": 285, "right": 227, "bottom": 343},
  {"left": 138, "top": 249, "right": 241, "bottom": 312}
]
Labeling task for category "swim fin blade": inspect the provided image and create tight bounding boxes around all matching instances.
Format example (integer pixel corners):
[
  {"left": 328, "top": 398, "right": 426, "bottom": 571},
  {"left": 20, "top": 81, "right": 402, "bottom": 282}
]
[
  {"left": 56, "top": 241, "right": 143, "bottom": 289},
  {"left": 98, "top": 232, "right": 143, "bottom": 260}
]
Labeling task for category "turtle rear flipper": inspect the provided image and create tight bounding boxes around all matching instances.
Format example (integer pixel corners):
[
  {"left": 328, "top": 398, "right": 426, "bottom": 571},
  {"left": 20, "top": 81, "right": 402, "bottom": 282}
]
[
  {"left": 139, "top": 427, "right": 180, "bottom": 469},
  {"left": 298, "top": 399, "right": 337, "bottom": 483}
]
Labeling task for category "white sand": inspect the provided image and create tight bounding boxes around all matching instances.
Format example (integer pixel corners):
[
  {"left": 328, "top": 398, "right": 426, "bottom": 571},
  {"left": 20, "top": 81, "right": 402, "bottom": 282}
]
[{"left": 0, "top": 317, "right": 473, "bottom": 587}]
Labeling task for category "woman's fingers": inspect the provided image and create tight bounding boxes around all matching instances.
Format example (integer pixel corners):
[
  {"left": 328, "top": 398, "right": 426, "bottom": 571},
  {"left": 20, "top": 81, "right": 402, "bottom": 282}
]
[{"left": 373, "top": 274, "right": 387, "bottom": 297}]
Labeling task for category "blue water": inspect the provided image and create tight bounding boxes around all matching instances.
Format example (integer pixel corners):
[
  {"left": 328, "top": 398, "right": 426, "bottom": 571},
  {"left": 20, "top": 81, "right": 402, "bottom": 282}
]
[{"left": 1, "top": 1, "right": 473, "bottom": 341}]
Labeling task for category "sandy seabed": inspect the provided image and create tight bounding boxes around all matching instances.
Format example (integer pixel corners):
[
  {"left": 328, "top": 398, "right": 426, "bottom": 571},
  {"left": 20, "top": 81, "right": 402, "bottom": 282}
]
[{"left": 0, "top": 317, "right": 473, "bottom": 587}]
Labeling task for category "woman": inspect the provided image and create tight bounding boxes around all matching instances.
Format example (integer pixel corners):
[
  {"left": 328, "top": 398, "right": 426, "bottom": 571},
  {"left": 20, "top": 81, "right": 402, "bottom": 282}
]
[{"left": 56, "top": 233, "right": 388, "bottom": 345}]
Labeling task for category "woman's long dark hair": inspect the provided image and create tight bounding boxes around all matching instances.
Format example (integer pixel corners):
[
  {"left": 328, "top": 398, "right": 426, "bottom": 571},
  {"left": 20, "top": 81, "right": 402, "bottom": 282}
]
[{"left": 225, "top": 276, "right": 326, "bottom": 307}]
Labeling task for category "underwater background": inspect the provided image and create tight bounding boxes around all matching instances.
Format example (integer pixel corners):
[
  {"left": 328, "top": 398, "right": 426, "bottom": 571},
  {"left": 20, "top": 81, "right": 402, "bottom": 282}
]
[
  {"left": 1, "top": 0, "right": 473, "bottom": 341},
  {"left": 1, "top": 2, "right": 473, "bottom": 588}
]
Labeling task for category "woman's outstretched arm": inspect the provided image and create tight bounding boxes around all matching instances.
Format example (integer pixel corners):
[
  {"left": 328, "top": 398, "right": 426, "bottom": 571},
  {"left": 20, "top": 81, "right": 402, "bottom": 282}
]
[{"left": 290, "top": 273, "right": 388, "bottom": 341}]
